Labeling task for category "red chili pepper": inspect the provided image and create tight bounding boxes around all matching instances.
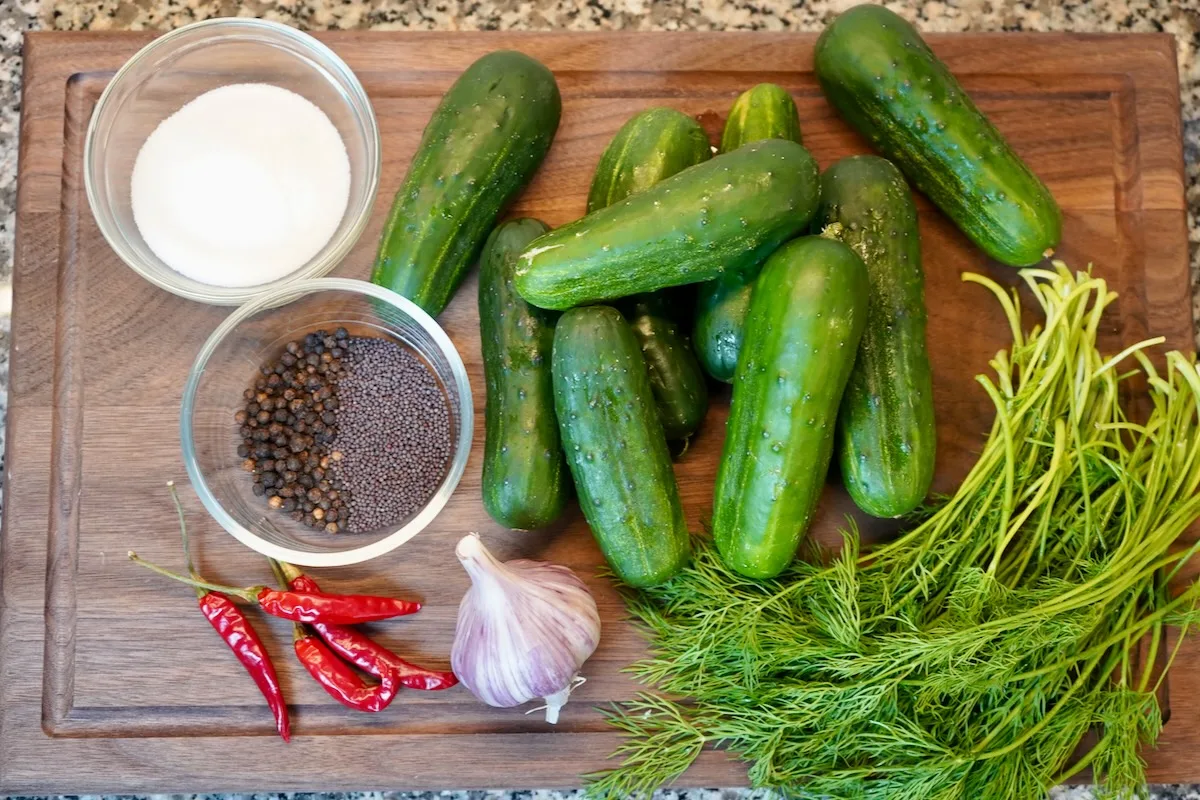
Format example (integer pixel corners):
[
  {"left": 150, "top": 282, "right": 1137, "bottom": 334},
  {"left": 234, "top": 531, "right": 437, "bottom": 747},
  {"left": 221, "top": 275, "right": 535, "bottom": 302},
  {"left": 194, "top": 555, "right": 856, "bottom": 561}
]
[
  {"left": 165, "top": 482, "right": 290, "bottom": 742},
  {"left": 318, "top": 621, "right": 459, "bottom": 691},
  {"left": 199, "top": 591, "right": 292, "bottom": 740},
  {"left": 128, "top": 552, "right": 420, "bottom": 624},
  {"left": 283, "top": 566, "right": 458, "bottom": 691},
  {"left": 256, "top": 587, "right": 420, "bottom": 625},
  {"left": 293, "top": 625, "right": 398, "bottom": 712}
]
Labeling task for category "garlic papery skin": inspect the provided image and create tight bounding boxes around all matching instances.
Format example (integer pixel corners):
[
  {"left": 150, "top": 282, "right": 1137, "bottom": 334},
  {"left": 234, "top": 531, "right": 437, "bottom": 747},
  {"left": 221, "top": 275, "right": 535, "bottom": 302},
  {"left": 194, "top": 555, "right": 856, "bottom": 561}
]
[{"left": 451, "top": 532, "right": 601, "bottom": 723}]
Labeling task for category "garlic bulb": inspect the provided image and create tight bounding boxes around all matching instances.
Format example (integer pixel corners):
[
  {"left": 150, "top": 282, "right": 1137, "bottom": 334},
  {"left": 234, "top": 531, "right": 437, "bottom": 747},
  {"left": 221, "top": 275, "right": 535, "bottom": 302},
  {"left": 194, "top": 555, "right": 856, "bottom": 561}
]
[{"left": 451, "top": 533, "right": 601, "bottom": 723}]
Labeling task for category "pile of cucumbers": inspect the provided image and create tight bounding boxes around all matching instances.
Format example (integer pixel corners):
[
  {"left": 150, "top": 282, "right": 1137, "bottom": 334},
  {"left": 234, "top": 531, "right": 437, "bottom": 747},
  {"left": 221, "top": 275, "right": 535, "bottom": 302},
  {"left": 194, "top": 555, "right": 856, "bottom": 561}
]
[{"left": 370, "top": 4, "right": 1062, "bottom": 585}]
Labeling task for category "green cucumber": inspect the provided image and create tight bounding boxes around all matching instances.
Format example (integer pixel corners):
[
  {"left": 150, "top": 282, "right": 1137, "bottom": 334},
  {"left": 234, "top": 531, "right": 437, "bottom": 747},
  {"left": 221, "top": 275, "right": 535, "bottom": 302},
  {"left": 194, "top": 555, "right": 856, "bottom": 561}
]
[
  {"left": 552, "top": 305, "right": 691, "bottom": 587},
  {"left": 692, "top": 274, "right": 753, "bottom": 384},
  {"left": 515, "top": 139, "right": 820, "bottom": 310},
  {"left": 619, "top": 294, "right": 709, "bottom": 442},
  {"left": 814, "top": 5, "right": 1060, "bottom": 266},
  {"left": 371, "top": 51, "right": 561, "bottom": 315},
  {"left": 713, "top": 236, "right": 869, "bottom": 579},
  {"left": 479, "top": 218, "right": 569, "bottom": 530},
  {"left": 694, "top": 84, "right": 805, "bottom": 383},
  {"left": 719, "top": 83, "right": 803, "bottom": 152},
  {"left": 587, "top": 107, "right": 712, "bottom": 441},
  {"left": 820, "top": 156, "right": 936, "bottom": 518},
  {"left": 586, "top": 107, "right": 712, "bottom": 213}
]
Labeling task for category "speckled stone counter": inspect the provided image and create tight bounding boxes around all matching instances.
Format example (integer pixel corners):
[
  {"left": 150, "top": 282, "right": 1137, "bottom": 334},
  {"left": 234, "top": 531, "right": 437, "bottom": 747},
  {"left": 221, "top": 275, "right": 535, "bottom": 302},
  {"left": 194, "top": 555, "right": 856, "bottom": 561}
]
[{"left": 2, "top": 1, "right": 1199, "bottom": 798}]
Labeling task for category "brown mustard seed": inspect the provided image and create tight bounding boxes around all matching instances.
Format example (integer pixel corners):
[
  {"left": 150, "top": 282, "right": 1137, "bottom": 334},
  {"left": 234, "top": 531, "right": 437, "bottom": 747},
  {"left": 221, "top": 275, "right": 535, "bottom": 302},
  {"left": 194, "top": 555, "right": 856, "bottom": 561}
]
[{"left": 329, "top": 336, "right": 452, "bottom": 533}]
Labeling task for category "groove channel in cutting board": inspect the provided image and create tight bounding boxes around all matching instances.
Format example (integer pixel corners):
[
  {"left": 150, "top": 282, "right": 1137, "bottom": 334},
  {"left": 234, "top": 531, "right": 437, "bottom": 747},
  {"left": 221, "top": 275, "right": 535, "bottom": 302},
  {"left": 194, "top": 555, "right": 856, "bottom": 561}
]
[{"left": 0, "top": 29, "right": 1190, "bottom": 793}]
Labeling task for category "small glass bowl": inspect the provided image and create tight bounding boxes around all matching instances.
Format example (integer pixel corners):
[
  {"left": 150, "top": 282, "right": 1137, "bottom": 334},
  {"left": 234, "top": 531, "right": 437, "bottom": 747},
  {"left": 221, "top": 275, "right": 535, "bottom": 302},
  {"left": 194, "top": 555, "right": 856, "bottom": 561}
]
[
  {"left": 181, "top": 279, "right": 473, "bottom": 567},
  {"left": 84, "top": 18, "right": 381, "bottom": 305}
]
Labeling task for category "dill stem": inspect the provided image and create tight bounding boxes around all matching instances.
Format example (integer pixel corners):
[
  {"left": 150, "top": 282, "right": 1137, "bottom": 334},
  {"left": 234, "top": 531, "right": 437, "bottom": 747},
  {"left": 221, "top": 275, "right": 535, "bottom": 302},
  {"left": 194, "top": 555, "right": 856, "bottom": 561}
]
[{"left": 987, "top": 418, "right": 1067, "bottom": 575}]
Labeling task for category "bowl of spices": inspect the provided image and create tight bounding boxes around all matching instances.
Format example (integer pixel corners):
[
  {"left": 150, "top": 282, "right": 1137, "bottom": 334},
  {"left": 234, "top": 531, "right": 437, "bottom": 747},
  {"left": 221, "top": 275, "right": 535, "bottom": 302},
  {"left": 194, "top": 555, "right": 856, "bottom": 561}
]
[
  {"left": 84, "top": 18, "right": 380, "bottom": 305},
  {"left": 182, "top": 278, "right": 473, "bottom": 566}
]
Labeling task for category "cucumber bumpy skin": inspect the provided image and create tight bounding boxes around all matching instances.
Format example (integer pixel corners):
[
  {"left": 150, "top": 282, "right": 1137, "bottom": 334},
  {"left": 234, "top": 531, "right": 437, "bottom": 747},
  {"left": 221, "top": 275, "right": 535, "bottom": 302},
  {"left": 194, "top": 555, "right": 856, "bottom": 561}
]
[
  {"left": 515, "top": 139, "right": 821, "bottom": 311},
  {"left": 814, "top": 4, "right": 1060, "bottom": 267},
  {"left": 821, "top": 156, "right": 936, "bottom": 519},
  {"left": 371, "top": 50, "right": 561, "bottom": 316},
  {"left": 479, "top": 218, "right": 570, "bottom": 530},
  {"left": 552, "top": 305, "right": 691, "bottom": 588},
  {"left": 713, "top": 236, "right": 869, "bottom": 580},
  {"left": 694, "top": 83, "right": 805, "bottom": 384}
]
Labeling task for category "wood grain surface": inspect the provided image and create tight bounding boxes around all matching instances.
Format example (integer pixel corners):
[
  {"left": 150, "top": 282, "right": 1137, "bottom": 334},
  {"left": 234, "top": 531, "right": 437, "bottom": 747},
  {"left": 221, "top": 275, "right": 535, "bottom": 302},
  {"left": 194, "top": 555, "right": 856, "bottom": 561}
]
[{"left": 0, "top": 30, "right": 1190, "bottom": 793}]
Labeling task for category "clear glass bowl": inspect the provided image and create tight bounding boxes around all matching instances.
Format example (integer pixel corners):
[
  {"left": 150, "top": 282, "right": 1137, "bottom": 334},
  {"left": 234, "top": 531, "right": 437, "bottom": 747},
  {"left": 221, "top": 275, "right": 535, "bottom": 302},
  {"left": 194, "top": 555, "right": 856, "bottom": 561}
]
[
  {"left": 182, "top": 279, "right": 473, "bottom": 567},
  {"left": 84, "top": 18, "right": 381, "bottom": 305}
]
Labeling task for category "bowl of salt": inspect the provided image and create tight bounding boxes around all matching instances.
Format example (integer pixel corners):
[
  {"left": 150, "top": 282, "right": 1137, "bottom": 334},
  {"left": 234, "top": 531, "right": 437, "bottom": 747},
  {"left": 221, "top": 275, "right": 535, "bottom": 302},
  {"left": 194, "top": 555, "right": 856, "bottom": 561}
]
[{"left": 84, "top": 18, "right": 381, "bottom": 305}]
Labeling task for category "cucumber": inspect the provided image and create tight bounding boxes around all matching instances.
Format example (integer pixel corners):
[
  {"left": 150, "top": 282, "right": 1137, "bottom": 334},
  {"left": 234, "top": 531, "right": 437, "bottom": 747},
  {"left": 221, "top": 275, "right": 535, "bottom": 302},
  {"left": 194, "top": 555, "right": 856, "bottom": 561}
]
[
  {"left": 371, "top": 51, "right": 561, "bottom": 315},
  {"left": 515, "top": 139, "right": 821, "bottom": 310},
  {"left": 587, "top": 107, "right": 712, "bottom": 213},
  {"left": 620, "top": 294, "right": 709, "bottom": 442},
  {"left": 692, "top": 275, "right": 752, "bottom": 383},
  {"left": 552, "top": 305, "right": 691, "bottom": 587},
  {"left": 821, "top": 156, "right": 936, "bottom": 518},
  {"left": 719, "top": 83, "right": 803, "bottom": 152},
  {"left": 587, "top": 107, "right": 712, "bottom": 441},
  {"left": 713, "top": 236, "right": 869, "bottom": 580},
  {"left": 694, "top": 84, "right": 805, "bottom": 383},
  {"left": 479, "top": 218, "right": 569, "bottom": 530},
  {"left": 814, "top": 5, "right": 1060, "bottom": 266}
]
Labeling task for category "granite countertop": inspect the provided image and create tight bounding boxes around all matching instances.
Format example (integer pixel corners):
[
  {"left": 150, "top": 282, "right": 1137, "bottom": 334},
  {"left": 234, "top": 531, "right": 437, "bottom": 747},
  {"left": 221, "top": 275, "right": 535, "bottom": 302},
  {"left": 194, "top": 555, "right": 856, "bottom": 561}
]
[{"left": 1, "top": 0, "right": 1199, "bottom": 798}]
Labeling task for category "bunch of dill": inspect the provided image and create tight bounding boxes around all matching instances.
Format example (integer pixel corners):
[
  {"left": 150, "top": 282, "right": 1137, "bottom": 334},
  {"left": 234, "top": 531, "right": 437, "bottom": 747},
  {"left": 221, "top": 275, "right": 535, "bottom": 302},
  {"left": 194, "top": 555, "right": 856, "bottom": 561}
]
[{"left": 589, "top": 264, "right": 1200, "bottom": 800}]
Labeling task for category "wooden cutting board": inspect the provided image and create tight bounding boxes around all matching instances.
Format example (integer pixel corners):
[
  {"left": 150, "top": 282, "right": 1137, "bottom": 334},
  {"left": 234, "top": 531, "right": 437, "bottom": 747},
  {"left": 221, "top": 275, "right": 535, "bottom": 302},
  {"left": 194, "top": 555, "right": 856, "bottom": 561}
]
[{"left": 0, "top": 29, "right": 1190, "bottom": 793}]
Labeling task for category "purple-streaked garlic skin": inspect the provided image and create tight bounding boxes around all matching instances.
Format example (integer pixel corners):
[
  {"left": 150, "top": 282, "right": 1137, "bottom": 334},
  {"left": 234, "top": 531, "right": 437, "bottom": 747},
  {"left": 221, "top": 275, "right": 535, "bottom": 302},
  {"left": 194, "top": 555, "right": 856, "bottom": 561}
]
[{"left": 451, "top": 533, "right": 601, "bottom": 720}]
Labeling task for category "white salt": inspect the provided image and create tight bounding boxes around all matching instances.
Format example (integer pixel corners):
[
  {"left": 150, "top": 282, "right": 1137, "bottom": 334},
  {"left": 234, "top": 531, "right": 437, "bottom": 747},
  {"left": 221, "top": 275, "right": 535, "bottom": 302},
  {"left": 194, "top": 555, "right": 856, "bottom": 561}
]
[{"left": 131, "top": 83, "right": 351, "bottom": 288}]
